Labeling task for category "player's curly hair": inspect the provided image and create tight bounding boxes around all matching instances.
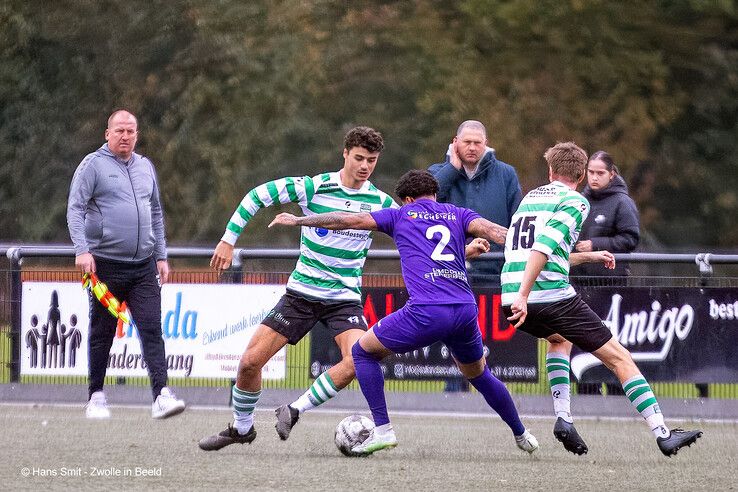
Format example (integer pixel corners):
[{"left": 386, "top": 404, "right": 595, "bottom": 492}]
[
  {"left": 394, "top": 170, "right": 439, "bottom": 201},
  {"left": 544, "top": 141, "right": 588, "bottom": 183},
  {"left": 344, "top": 126, "right": 384, "bottom": 153}
]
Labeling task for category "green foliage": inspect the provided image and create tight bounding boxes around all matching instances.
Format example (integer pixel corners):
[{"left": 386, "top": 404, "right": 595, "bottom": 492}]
[{"left": 1, "top": 0, "right": 735, "bottom": 247}]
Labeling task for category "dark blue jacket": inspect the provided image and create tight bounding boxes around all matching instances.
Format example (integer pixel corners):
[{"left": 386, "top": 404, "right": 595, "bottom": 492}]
[
  {"left": 572, "top": 175, "right": 640, "bottom": 276},
  {"left": 428, "top": 149, "right": 522, "bottom": 275}
]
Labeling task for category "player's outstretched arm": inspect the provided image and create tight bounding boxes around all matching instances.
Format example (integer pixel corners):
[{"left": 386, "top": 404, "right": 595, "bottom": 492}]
[
  {"left": 570, "top": 251, "right": 616, "bottom": 269},
  {"left": 467, "top": 218, "right": 508, "bottom": 245},
  {"left": 269, "top": 212, "right": 378, "bottom": 231}
]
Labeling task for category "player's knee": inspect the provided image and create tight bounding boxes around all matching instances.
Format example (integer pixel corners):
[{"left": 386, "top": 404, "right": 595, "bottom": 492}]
[
  {"left": 238, "top": 353, "right": 263, "bottom": 377},
  {"left": 351, "top": 342, "right": 365, "bottom": 359},
  {"left": 460, "top": 360, "right": 486, "bottom": 379},
  {"left": 547, "top": 335, "right": 571, "bottom": 354},
  {"left": 352, "top": 341, "right": 377, "bottom": 362}
]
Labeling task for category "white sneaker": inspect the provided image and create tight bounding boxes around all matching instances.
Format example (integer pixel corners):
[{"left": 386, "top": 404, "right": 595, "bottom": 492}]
[
  {"left": 152, "top": 387, "right": 186, "bottom": 419},
  {"left": 351, "top": 427, "right": 398, "bottom": 455},
  {"left": 85, "top": 391, "right": 111, "bottom": 419},
  {"left": 515, "top": 429, "right": 539, "bottom": 454}
]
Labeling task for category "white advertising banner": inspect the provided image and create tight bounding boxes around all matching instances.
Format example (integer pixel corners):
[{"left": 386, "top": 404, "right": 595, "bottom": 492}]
[{"left": 21, "top": 282, "right": 287, "bottom": 379}]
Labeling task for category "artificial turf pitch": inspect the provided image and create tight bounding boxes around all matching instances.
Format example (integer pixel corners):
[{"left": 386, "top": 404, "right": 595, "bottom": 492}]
[{"left": 1, "top": 404, "right": 734, "bottom": 491}]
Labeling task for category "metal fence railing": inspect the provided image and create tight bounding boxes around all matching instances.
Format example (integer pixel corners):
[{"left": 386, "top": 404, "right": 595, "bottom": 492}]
[{"left": 2, "top": 245, "right": 738, "bottom": 401}]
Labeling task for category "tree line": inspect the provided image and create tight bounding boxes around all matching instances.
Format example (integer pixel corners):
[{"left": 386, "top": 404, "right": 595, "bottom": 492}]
[{"left": 1, "top": 0, "right": 736, "bottom": 247}]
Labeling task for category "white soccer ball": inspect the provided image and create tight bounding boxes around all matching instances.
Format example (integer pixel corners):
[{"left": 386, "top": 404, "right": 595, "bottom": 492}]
[{"left": 334, "top": 414, "right": 374, "bottom": 457}]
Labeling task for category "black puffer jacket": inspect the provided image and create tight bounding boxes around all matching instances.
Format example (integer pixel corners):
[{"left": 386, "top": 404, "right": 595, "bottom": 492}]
[{"left": 572, "top": 175, "right": 640, "bottom": 276}]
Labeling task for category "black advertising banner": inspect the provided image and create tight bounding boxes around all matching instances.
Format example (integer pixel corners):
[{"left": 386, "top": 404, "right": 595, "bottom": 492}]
[
  {"left": 574, "top": 287, "right": 738, "bottom": 383},
  {"left": 309, "top": 287, "right": 539, "bottom": 382}
]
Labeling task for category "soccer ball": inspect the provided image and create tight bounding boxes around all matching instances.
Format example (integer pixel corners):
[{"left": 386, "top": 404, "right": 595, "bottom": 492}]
[{"left": 334, "top": 414, "right": 374, "bottom": 457}]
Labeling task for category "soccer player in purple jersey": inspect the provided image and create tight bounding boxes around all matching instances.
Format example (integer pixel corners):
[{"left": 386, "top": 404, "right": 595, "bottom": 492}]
[{"left": 269, "top": 169, "right": 540, "bottom": 456}]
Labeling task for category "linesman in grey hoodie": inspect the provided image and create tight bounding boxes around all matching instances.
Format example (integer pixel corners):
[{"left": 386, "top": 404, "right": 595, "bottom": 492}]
[{"left": 67, "top": 110, "right": 185, "bottom": 420}]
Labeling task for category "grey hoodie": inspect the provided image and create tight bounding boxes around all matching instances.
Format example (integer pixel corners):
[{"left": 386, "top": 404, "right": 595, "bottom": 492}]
[{"left": 67, "top": 144, "right": 167, "bottom": 262}]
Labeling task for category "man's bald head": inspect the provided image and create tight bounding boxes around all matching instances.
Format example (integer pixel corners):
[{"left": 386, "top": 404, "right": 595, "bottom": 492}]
[
  {"left": 107, "top": 110, "right": 137, "bottom": 129},
  {"left": 456, "top": 120, "right": 486, "bottom": 139}
]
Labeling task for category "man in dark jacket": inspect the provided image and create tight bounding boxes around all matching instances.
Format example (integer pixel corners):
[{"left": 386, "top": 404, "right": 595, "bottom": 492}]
[
  {"left": 573, "top": 175, "right": 640, "bottom": 276},
  {"left": 67, "top": 109, "right": 185, "bottom": 420},
  {"left": 428, "top": 120, "right": 522, "bottom": 276}
]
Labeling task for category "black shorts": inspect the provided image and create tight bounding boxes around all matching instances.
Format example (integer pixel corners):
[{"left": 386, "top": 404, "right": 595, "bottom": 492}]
[
  {"left": 262, "top": 290, "right": 368, "bottom": 345},
  {"left": 502, "top": 294, "right": 613, "bottom": 353}
]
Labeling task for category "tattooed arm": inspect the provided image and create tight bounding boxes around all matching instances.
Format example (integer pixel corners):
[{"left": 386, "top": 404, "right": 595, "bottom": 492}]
[
  {"left": 268, "top": 212, "right": 379, "bottom": 231},
  {"left": 466, "top": 217, "right": 508, "bottom": 245}
]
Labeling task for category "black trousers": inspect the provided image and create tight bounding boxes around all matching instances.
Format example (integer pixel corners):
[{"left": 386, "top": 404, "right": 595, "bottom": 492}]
[{"left": 88, "top": 256, "right": 167, "bottom": 400}]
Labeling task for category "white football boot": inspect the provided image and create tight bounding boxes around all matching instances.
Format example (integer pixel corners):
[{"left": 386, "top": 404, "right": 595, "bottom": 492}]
[
  {"left": 515, "top": 429, "right": 539, "bottom": 454},
  {"left": 350, "top": 424, "right": 398, "bottom": 455}
]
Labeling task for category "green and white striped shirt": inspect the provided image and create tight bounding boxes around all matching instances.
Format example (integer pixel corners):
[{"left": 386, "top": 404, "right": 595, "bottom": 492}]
[
  {"left": 222, "top": 171, "right": 397, "bottom": 302},
  {"left": 501, "top": 181, "right": 589, "bottom": 305}
]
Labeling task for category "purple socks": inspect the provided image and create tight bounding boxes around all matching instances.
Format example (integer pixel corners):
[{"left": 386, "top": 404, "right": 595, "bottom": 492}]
[
  {"left": 469, "top": 366, "right": 525, "bottom": 436},
  {"left": 352, "top": 342, "right": 390, "bottom": 426}
]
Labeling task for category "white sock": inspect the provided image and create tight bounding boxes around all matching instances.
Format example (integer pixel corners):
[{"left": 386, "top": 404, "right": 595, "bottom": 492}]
[
  {"left": 233, "top": 413, "right": 253, "bottom": 435},
  {"left": 546, "top": 352, "right": 573, "bottom": 423},
  {"left": 646, "top": 414, "right": 670, "bottom": 438},
  {"left": 374, "top": 423, "right": 394, "bottom": 436}
]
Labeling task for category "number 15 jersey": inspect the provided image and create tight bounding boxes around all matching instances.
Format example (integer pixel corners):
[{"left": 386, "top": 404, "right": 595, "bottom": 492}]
[
  {"left": 501, "top": 181, "right": 590, "bottom": 306},
  {"left": 371, "top": 199, "right": 480, "bottom": 306}
]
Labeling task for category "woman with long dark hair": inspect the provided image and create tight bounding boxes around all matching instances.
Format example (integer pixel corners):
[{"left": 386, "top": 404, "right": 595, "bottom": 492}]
[{"left": 573, "top": 150, "right": 640, "bottom": 277}]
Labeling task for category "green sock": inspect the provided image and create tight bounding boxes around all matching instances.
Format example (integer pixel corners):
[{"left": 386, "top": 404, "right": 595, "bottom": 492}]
[
  {"left": 622, "top": 375, "right": 669, "bottom": 438},
  {"left": 547, "top": 352, "right": 572, "bottom": 422},
  {"left": 291, "top": 372, "right": 339, "bottom": 413},
  {"left": 232, "top": 385, "right": 260, "bottom": 434}
]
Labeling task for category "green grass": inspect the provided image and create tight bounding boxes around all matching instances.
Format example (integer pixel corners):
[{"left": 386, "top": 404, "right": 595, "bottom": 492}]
[{"left": 0, "top": 404, "right": 732, "bottom": 491}]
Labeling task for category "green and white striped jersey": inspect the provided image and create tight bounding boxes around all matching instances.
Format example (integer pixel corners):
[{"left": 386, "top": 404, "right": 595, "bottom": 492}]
[
  {"left": 221, "top": 171, "right": 397, "bottom": 302},
  {"left": 501, "top": 181, "right": 589, "bottom": 305}
]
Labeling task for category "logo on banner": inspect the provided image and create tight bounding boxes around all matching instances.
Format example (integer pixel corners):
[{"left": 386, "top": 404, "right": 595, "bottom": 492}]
[
  {"left": 25, "top": 291, "right": 83, "bottom": 369},
  {"left": 709, "top": 299, "right": 738, "bottom": 320},
  {"left": 571, "top": 294, "right": 694, "bottom": 378}
]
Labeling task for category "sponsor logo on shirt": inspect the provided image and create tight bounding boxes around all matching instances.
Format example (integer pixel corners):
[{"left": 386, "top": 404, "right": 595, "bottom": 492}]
[
  {"left": 360, "top": 203, "right": 372, "bottom": 212},
  {"left": 316, "top": 182, "right": 339, "bottom": 191},
  {"left": 333, "top": 229, "right": 370, "bottom": 241},
  {"left": 405, "top": 211, "right": 457, "bottom": 221},
  {"left": 423, "top": 268, "right": 467, "bottom": 283},
  {"left": 314, "top": 228, "right": 329, "bottom": 237}
]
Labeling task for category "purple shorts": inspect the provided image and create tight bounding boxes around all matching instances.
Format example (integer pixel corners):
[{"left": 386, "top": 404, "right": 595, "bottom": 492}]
[{"left": 373, "top": 302, "right": 484, "bottom": 364}]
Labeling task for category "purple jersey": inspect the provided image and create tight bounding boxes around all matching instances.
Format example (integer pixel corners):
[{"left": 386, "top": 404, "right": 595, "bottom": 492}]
[{"left": 371, "top": 199, "right": 480, "bottom": 305}]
